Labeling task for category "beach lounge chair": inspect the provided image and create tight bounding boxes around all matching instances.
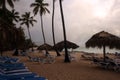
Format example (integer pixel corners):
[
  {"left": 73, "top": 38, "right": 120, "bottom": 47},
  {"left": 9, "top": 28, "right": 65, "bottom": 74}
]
[
  {"left": 69, "top": 54, "right": 76, "bottom": 61},
  {"left": 46, "top": 55, "right": 56, "bottom": 63},
  {"left": 0, "top": 62, "right": 25, "bottom": 69},
  {"left": 0, "top": 68, "right": 29, "bottom": 74},
  {"left": 92, "top": 58, "right": 109, "bottom": 69},
  {"left": 28, "top": 55, "right": 55, "bottom": 64},
  {"left": 0, "top": 62, "right": 28, "bottom": 73},
  {"left": 0, "top": 56, "right": 19, "bottom": 63},
  {"left": 81, "top": 54, "right": 93, "bottom": 60},
  {"left": 0, "top": 70, "right": 47, "bottom": 80},
  {"left": 112, "top": 58, "right": 120, "bottom": 71},
  {"left": 0, "top": 72, "right": 38, "bottom": 80},
  {"left": 21, "top": 77, "right": 47, "bottom": 80},
  {"left": 28, "top": 56, "right": 39, "bottom": 62}
]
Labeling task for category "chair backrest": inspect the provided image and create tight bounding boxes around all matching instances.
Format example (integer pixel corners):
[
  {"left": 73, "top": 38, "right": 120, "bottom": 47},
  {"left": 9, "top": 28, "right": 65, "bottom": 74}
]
[
  {"left": 111, "top": 62, "right": 116, "bottom": 66},
  {"left": 114, "top": 58, "right": 120, "bottom": 65},
  {"left": 93, "top": 58, "right": 98, "bottom": 62}
]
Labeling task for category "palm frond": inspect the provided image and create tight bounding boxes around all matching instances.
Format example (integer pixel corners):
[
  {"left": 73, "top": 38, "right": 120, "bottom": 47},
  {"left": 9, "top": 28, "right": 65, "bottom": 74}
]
[
  {"left": 7, "top": 0, "right": 14, "bottom": 8},
  {"left": 33, "top": 6, "right": 39, "bottom": 16}
]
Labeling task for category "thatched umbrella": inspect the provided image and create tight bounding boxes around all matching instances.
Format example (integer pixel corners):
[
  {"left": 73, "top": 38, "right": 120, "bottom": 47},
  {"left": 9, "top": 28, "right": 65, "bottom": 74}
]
[
  {"left": 86, "top": 31, "right": 120, "bottom": 61},
  {"left": 37, "top": 43, "right": 53, "bottom": 51},
  {"left": 54, "top": 40, "right": 79, "bottom": 51}
]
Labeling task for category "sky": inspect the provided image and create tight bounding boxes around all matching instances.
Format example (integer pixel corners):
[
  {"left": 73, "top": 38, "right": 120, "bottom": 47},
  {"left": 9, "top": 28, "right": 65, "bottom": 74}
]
[{"left": 13, "top": 0, "right": 120, "bottom": 47}]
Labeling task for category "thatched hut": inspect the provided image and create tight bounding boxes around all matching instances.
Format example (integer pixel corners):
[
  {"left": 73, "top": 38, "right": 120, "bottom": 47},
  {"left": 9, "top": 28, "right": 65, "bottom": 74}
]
[
  {"left": 86, "top": 31, "right": 120, "bottom": 61},
  {"left": 37, "top": 43, "right": 53, "bottom": 51},
  {"left": 54, "top": 40, "right": 79, "bottom": 52}
]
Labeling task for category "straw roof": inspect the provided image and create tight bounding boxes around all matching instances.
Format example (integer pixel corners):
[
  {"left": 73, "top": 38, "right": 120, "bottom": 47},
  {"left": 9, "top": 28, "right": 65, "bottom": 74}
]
[
  {"left": 54, "top": 40, "right": 79, "bottom": 51},
  {"left": 86, "top": 31, "right": 120, "bottom": 61},
  {"left": 86, "top": 31, "right": 120, "bottom": 49},
  {"left": 37, "top": 43, "right": 53, "bottom": 51}
]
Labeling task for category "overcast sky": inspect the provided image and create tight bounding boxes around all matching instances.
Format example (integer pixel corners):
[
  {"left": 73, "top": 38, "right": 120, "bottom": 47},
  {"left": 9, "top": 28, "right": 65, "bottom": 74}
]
[{"left": 13, "top": 0, "right": 120, "bottom": 47}]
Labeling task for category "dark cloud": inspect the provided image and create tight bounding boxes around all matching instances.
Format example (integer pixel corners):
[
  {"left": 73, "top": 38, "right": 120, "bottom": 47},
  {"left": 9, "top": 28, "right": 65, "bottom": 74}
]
[{"left": 14, "top": 0, "right": 120, "bottom": 46}]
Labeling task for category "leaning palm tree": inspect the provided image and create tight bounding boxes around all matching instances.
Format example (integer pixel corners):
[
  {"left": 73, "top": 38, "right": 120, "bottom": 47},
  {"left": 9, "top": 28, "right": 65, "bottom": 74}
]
[
  {"left": 20, "top": 12, "right": 37, "bottom": 51},
  {"left": 59, "top": 0, "right": 70, "bottom": 62},
  {"left": 52, "top": 0, "right": 61, "bottom": 56},
  {"left": 30, "top": 0, "right": 50, "bottom": 44}
]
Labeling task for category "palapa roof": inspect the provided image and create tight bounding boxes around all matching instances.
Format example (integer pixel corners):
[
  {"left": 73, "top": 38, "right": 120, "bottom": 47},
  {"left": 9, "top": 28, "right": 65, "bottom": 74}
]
[
  {"left": 54, "top": 40, "right": 79, "bottom": 51},
  {"left": 37, "top": 43, "right": 53, "bottom": 51},
  {"left": 86, "top": 31, "right": 120, "bottom": 49}
]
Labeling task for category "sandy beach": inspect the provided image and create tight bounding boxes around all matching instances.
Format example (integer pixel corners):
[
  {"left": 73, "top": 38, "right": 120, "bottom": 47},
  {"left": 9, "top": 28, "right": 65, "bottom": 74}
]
[{"left": 3, "top": 51, "right": 120, "bottom": 80}]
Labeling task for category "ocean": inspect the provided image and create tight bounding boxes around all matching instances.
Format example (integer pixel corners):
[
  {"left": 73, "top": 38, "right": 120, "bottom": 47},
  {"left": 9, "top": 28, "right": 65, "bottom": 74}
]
[{"left": 73, "top": 47, "right": 120, "bottom": 54}]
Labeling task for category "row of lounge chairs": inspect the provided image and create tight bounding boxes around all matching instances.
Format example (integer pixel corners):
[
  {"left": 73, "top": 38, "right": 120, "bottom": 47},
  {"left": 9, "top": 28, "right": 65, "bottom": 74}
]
[
  {"left": 0, "top": 56, "right": 47, "bottom": 80},
  {"left": 27, "top": 51, "right": 77, "bottom": 63},
  {"left": 27, "top": 54, "right": 56, "bottom": 64},
  {"left": 81, "top": 53, "right": 120, "bottom": 72},
  {"left": 92, "top": 57, "right": 120, "bottom": 72}
]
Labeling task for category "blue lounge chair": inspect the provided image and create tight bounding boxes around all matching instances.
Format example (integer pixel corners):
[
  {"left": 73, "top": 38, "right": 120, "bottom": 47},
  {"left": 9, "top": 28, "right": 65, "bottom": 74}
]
[
  {"left": 0, "top": 68, "right": 29, "bottom": 74},
  {"left": 0, "top": 56, "right": 19, "bottom": 63},
  {"left": 0, "top": 72, "right": 38, "bottom": 80},
  {"left": 21, "top": 77, "right": 47, "bottom": 80}
]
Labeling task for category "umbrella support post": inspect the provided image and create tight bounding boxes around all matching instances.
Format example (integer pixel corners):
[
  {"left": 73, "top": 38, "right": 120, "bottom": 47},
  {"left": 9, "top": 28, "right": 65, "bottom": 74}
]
[
  {"left": 103, "top": 45, "right": 106, "bottom": 62},
  {"left": 64, "top": 49, "right": 70, "bottom": 63}
]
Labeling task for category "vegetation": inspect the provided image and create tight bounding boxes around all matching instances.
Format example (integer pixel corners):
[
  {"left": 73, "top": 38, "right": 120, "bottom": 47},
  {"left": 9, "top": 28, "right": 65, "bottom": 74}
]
[{"left": 0, "top": 0, "right": 25, "bottom": 56}]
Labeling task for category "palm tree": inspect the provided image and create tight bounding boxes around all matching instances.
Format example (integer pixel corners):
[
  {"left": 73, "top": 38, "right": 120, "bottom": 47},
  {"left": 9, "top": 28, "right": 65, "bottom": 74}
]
[
  {"left": 20, "top": 12, "right": 37, "bottom": 51},
  {"left": 0, "top": 0, "right": 19, "bottom": 26},
  {"left": 52, "top": 0, "right": 61, "bottom": 56},
  {"left": 0, "top": 0, "right": 17, "bottom": 9},
  {"left": 0, "top": 12, "right": 14, "bottom": 55},
  {"left": 0, "top": 0, "right": 18, "bottom": 17},
  {"left": 10, "top": 9, "right": 20, "bottom": 22},
  {"left": 30, "top": 0, "right": 50, "bottom": 44},
  {"left": 0, "top": 0, "right": 20, "bottom": 56},
  {"left": 59, "top": 0, "right": 70, "bottom": 62}
]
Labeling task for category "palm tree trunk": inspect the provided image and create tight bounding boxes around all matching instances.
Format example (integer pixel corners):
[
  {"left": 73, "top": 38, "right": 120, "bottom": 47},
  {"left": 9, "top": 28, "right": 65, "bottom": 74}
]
[
  {"left": 0, "top": 50, "right": 3, "bottom": 56},
  {"left": 2, "top": 0, "right": 6, "bottom": 9},
  {"left": 2, "top": 0, "right": 6, "bottom": 19},
  {"left": 40, "top": 15, "right": 46, "bottom": 44},
  {"left": 103, "top": 45, "right": 106, "bottom": 62},
  {"left": 52, "top": 0, "right": 61, "bottom": 56},
  {"left": 59, "top": 0, "right": 70, "bottom": 62}
]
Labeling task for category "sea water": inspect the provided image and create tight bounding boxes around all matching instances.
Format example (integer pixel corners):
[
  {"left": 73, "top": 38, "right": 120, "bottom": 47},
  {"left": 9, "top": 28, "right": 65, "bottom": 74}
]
[{"left": 73, "top": 46, "right": 120, "bottom": 54}]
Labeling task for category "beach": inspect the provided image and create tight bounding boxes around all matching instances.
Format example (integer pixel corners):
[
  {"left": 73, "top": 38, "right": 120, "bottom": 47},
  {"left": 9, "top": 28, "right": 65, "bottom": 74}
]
[{"left": 3, "top": 51, "right": 120, "bottom": 80}]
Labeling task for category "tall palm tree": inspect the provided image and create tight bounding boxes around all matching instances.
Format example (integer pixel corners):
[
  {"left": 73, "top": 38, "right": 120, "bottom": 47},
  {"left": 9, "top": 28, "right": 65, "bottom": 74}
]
[
  {"left": 20, "top": 12, "right": 37, "bottom": 51},
  {"left": 30, "top": 0, "right": 50, "bottom": 44},
  {"left": 52, "top": 0, "right": 61, "bottom": 56},
  {"left": 59, "top": 0, "right": 70, "bottom": 62}
]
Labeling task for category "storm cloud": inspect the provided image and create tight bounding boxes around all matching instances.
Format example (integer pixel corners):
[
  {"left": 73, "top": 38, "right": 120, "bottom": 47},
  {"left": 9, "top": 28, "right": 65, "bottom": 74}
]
[{"left": 14, "top": 0, "right": 120, "bottom": 46}]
